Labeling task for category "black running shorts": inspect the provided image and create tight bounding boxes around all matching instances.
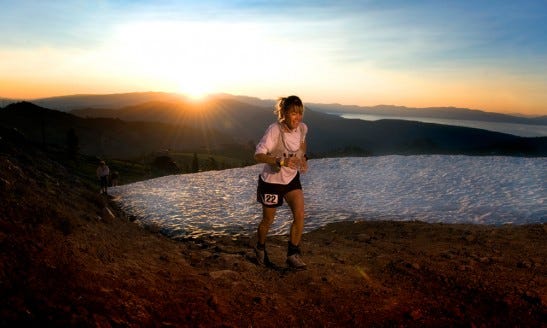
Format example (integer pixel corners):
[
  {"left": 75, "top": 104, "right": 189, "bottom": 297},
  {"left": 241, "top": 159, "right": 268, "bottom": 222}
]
[{"left": 256, "top": 173, "right": 302, "bottom": 208}]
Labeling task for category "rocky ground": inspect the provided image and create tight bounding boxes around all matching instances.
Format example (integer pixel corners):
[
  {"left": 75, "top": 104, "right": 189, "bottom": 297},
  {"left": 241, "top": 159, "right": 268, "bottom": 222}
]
[{"left": 0, "top": 128, "right": 545, "bottom": 327}]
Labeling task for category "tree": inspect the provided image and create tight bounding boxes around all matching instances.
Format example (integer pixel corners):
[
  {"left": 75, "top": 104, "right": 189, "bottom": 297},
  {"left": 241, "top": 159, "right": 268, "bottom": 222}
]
[
  {"left": 209, "top": 157, "right": 218, "bottom": 170},
  {"left": 151, "top": 155, "right": 180, "bottom": 175},
  {"left": 191, "top": 152, "right": 199, "bottom": 173}
]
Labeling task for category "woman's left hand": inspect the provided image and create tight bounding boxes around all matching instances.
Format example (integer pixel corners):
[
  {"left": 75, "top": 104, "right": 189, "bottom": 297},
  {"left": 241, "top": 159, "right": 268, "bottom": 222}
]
[{"left": 285, "top": 156, "right": 300, "bottom": 170}]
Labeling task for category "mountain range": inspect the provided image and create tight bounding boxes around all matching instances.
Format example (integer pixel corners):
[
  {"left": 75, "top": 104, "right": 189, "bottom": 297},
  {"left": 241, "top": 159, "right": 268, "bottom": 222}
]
[
  {"left": 22, "top": 92, "right": 547, "bottom": 125},
  {"left": 1, "top": 93, "right": 546, "bottom": 160}
]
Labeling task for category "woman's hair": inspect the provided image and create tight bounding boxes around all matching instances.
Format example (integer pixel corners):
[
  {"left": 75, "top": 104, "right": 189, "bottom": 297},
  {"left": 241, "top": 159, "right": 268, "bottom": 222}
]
[{"left": 274, "top": 95, "right": 304, "bottom": 122}]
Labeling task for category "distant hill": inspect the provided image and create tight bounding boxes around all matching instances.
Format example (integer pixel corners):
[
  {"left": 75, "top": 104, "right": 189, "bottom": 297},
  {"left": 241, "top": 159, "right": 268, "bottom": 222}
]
[
  {"left": 308, "top": 112, "right": 546, "bottom": 156},
  {"left": 0, "top": 102, "right": 246, "bottom": 159},
  {"left": 70, "top": 98, "right": 274, "bottom": 144},
  {"left": 26, "top": 92, "right": 547, "bottom": 125},
  {"left": 2, "top": 101, "right": 545, "bottom": 158},
  {"left": 32, "top": 92, "right": 189, "bottom": 111},
  {"left": 0, "top": 97, "right": 18, "bottom": 107}
]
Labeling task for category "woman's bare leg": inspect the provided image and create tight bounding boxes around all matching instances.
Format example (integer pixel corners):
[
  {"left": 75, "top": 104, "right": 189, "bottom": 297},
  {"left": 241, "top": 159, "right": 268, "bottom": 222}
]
[
  {"left": 284, "top": 189, "right": 305, "bottom": 246},
  {"left": 257, "top": 206, "right": 276, "bottom": 245}
]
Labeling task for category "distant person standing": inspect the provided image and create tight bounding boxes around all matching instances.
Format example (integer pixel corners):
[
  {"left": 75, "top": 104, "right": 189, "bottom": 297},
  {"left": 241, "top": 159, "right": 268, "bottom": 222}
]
[
  {"left": 254, "top": 95, "right": 309, "bottom": 269},
  {"left": 96, "top": 160, "right": 110, "bottom": 195}
]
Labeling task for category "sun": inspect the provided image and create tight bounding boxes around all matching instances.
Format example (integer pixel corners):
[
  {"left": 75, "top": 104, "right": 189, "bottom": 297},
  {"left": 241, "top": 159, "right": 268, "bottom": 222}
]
[
  {"left": 111, "top": 21, "right": 282, "bottom": 102},
  {"left": 180, "top": 84, "right": 211, "bottom": 100},
  {"left": 179, "top": 80, "right": 213, "bottom": 101}
]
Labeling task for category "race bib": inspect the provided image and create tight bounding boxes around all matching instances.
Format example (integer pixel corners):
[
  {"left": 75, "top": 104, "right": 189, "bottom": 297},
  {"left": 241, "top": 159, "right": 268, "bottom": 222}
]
[{"left": 263, "top": 193, "right": 279, "bottom": 206}]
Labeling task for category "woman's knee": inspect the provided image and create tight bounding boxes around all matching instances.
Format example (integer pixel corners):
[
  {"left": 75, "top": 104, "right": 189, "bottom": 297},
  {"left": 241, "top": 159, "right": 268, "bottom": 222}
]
[{"left": 261, "top": 206, "right": 276, "bottom": 221}]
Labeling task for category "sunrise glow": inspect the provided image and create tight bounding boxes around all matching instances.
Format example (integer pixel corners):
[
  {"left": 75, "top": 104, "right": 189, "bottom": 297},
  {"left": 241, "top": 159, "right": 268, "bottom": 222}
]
[{"left": 1, "top": 1, "right": 546, "bottom": 115}]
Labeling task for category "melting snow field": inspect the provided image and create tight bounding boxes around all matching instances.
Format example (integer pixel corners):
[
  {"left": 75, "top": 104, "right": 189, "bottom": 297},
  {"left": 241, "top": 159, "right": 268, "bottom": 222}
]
[{"left": 110, "top": 155, "right": 546, "bottom": 239}]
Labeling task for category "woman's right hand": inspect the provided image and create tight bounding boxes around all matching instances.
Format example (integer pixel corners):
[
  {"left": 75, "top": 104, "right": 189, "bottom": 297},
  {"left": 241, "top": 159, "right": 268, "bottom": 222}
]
[{"left": 284, "top": 156, "right": 300, "bottom": 170}]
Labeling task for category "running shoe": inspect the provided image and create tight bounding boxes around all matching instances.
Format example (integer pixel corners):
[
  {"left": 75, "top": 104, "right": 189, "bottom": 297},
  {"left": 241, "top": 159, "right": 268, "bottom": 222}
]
[
  {"left": 286, "top": 253, "right": 307, "bottom": 269},
  {"left": 255, "top": 246, "right": 269, "bottom": 266}
]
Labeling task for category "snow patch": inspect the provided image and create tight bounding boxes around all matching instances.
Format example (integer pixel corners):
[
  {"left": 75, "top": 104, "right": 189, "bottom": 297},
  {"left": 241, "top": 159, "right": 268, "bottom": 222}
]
[{"left": 111, "top": 155, "right": 546, "bottom": 238}]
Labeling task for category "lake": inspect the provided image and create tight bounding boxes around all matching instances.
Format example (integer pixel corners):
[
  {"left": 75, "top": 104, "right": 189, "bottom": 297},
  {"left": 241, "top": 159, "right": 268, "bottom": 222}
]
[{"left": 339, "top": 113, "right": 547, "bottom": 137}]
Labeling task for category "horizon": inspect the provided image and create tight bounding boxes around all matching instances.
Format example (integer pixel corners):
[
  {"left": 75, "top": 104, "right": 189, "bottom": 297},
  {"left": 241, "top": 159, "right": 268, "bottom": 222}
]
[
  {"left": 1, "top": 90, "right": 546, "bottom": 119},
  {"left": 1, "top": 1, "right": 547, "bottom": 116}
]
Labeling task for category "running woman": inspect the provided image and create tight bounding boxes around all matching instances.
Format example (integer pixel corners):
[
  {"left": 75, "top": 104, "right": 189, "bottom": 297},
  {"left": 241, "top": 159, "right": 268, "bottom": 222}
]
[{"left": 254, "top": 95, "right": 309, "bottom": 269}]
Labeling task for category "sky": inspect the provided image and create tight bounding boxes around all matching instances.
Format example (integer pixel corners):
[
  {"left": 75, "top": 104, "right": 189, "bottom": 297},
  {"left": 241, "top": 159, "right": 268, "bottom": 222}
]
[{"left": 1, "top": 0, "right": 546, "bottom": 116}]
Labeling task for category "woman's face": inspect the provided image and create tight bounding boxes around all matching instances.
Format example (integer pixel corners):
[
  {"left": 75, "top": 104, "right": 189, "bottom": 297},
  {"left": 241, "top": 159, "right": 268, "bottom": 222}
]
[{"left": 284, "top": 108, "right": 303, "bottom": 130}]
